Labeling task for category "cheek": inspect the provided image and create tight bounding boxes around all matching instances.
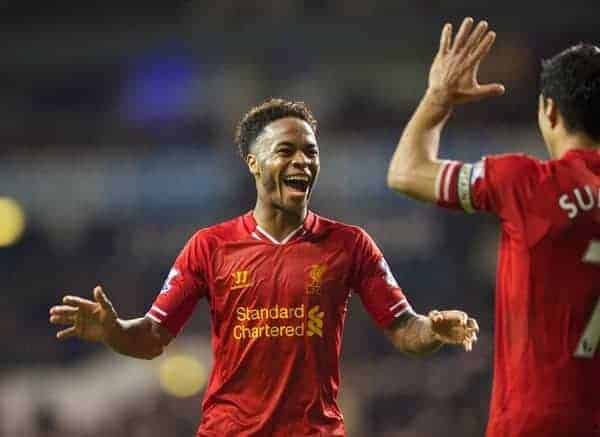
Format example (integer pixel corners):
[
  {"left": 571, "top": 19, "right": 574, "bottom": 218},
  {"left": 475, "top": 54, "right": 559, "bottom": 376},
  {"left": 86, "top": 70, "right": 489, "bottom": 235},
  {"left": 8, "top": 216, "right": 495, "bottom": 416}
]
[
  {"left": 312, "top": 161, "right": 320, "bottom": 176},
  {"left": 539, "top": 112, "right": 550, "bottom": 135},
  {"left": 264, "top": 175, "right": 277, "bottom": 191},
  {"left": 259, "top": 161, "right": 280, "bottom": 191}
]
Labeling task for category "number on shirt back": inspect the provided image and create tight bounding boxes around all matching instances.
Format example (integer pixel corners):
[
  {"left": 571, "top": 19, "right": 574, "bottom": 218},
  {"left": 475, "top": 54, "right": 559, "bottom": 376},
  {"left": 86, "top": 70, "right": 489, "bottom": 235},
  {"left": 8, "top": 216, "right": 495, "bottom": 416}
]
[
  {"left": 574, "top": 240, "right": 600, "bottom": 358},
  {"left": 582, "top": 239, "right": 600, "bottom": 264}
]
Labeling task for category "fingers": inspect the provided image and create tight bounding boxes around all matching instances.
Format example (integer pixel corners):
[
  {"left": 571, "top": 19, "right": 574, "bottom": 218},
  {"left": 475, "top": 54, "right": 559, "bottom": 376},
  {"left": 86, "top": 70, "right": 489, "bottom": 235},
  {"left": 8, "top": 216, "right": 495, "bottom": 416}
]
[
  {"left": 429, "top": 309, "right": 466, "bottom": 340},
  {"left": 62, "top": 295, "right": 96, "bottom": 311},
  {"left": 463, "top": 333, "right": 477, "bottom": 351},
  {"left": 430, "top": 309, "right": 468, "bottom": 325},
  {"left": 448, "top": 18, "right": 495, "bottom": 66},
  {"left": 56, "top": 326, "right": 77, "bottom": 340},
  {"left": 49, "top": 305, "right": 78, "bottom": 326},
  {"left": 439, "top": 23, "right": 452, "bottom": 55},
  {"left": 428, "top": 309, "right": 443, "bottom": 323},
  {"left": 49, "top": 304, "right": 77, "bottom": 338},
  {"left": 429, "top": 310, "right": 479, "bottom": 351},
  {"left": 463, "top": 317, "right": 479, "bottom": 351},
  {"left": 451, "top": 17, "right": 474, "bottom": 53},
  {"left": 464, "top": 31, "right": 496, "bottom": 70},
  {"left": 93, "top": 286, "right": 112, "bottom": 311},
  {"left": 49, "top": 305, "right": 78, "bottom": 316},
  {"left": 469, "top": 329, "right": 478, "bottom": 345},
  {"left": 459, "top": 27, "right": 505, "bottom": 100},
  {"left": 465, "top": 82, "right": 506, "bottom": 102},
  {"left": 61, "top": 286, "right": 113, "bottom": 312},
  {"left": 478, "top": 83, "right": 506, "bottom": 97},
  {"left": 464, "top": 20, "right": 488, "bottom": 54},
  {"left": 49, "top": 313, "right": 76, "bottom": 326},
  {"left": 52, "top": 287, "right": 111, "bottom": 341},
  {"left": 467, "top": 317, "right": 480, "bottom": 333}
]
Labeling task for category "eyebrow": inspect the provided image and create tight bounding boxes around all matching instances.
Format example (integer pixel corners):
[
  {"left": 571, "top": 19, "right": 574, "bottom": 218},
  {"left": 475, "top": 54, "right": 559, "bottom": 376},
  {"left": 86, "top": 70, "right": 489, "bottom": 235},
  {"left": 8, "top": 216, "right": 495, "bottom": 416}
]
[{"left": 276, "top": 141, "right": 318, "bottom": 148}]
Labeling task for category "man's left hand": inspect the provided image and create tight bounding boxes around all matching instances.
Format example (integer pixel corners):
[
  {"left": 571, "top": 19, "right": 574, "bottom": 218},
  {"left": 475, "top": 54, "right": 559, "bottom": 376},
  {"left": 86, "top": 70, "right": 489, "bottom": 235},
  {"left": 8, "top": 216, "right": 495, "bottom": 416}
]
[{"left": 428, "top": 309, "right": 479, "bottom": 351}]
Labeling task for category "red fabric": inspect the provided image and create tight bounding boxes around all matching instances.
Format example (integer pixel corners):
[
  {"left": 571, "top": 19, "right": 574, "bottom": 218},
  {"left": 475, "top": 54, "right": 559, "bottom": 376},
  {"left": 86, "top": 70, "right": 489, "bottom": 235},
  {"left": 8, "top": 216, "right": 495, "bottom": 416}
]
[
  {"left": 148, "top": 211, "right": 412, "bottom": 436},
  {"left": 450, "top": 151, "right": 600, "bottom": 437}
]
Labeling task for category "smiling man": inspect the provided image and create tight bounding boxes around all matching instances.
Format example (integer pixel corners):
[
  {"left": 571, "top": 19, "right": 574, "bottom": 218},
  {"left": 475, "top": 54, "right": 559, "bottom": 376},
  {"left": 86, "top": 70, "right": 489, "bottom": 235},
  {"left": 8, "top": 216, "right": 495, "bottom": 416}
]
[{"left": 49, "top": 98, "right": 478, "bottom": 437}]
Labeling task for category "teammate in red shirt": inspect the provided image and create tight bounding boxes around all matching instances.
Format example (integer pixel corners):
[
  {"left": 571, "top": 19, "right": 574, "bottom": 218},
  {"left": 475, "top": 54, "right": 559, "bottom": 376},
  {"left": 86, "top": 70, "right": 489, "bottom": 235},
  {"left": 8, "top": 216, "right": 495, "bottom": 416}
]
[
  {"left": 387, "top": 17, "right": 600, "bottom": 437},
  {"left": 49, "top": 98, "right": 478, "bottom": 436}
]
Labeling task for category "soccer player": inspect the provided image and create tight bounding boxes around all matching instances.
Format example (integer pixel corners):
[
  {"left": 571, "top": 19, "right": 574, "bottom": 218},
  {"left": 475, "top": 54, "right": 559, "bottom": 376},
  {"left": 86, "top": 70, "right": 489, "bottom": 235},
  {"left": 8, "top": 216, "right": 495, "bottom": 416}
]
[
  {"left": 49, "top": 98, "right": 478, "bottom": 436},
  {"left": 387, "top": 17, "right": 600, "bottom": 437}
]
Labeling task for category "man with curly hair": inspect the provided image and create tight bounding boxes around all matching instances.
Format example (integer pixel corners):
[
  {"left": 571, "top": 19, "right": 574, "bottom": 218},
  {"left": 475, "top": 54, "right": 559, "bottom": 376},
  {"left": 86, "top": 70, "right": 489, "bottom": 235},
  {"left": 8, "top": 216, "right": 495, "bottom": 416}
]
[
  {"left": 49, "top": 98, "right": 478, "bottom": 436},
  {"left": 387, "top": 17, "right": 600, "bottom": 437}
]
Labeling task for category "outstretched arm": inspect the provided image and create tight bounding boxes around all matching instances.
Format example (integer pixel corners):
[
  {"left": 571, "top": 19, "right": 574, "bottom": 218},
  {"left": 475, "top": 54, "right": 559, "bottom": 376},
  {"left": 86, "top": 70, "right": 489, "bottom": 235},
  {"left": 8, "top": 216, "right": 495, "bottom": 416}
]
[
  {"left": 387, "top": 17, "right": 505, "bottom": 202},
  {"left": 49, "top": 286, "right": 172, "bottom": 360},
  {"left": 385, "top": 309, "right": 479, "bottom": 357}
]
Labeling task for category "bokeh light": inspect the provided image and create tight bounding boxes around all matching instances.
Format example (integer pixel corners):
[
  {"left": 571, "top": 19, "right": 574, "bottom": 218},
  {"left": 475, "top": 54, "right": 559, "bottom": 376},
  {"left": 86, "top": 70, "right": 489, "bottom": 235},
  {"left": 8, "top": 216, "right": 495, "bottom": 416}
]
[
  {"left": 159, "top": 354, "right": 207, "bottom": 398},
  {"left": 0, "top": 197, "right": 26, "bottom": 247}
]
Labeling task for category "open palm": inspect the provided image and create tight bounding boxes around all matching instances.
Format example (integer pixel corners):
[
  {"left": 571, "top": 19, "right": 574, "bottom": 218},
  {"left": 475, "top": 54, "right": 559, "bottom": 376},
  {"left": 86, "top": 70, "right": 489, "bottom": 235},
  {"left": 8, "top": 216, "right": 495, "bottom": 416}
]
[
  {"left": 428, "top": 17, "right": 505, "bottom": 106},
  {"left": 49, "top": 286, "right": 118, "bottom": 343}
]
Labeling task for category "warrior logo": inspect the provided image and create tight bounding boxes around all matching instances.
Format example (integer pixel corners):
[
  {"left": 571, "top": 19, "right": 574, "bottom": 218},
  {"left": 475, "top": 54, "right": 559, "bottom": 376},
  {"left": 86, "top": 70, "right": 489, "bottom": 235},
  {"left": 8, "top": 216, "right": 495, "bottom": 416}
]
[{"left": 231, "top": 270, "right": 253, "bottom": 290}]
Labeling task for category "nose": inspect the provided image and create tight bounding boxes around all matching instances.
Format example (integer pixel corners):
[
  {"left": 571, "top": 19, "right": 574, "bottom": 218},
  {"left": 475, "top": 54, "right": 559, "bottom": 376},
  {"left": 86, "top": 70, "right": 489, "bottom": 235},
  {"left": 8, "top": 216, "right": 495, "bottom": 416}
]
[{"left": 291, "top": 150, "right": 311, "bottom": 167}]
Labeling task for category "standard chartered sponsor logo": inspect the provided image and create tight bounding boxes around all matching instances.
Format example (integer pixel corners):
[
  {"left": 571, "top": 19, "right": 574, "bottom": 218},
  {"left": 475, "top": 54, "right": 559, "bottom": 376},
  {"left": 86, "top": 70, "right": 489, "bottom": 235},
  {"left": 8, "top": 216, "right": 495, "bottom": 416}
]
[
  {"left": 307, "top": 305, "right": 324, "bottom": 337},
  {"left": 233, "top": 304, "right": 324, "bottom": 340}
]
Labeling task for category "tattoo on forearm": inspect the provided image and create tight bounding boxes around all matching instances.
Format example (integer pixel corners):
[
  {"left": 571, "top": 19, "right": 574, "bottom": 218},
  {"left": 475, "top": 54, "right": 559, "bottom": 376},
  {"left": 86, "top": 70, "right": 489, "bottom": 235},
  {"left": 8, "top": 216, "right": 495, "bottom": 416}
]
[{"left": 387, "top": 314, "right": 442, "bottom": 356}]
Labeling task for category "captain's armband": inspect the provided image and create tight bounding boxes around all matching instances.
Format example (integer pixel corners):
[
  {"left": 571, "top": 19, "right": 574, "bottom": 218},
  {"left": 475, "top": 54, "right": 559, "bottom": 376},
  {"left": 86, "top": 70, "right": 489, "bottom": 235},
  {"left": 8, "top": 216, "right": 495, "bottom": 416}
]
[
  {"left": 458, "top": 163, "right": 475, "bottom": 213},
  {"left": 436, "top": 160, "right": 483, "bottom": 213}
]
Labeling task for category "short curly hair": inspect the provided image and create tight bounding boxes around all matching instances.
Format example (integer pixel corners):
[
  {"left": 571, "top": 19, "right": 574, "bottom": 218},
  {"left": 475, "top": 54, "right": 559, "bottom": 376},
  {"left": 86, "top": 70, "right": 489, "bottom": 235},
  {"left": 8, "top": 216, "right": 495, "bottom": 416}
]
[
  {"left": 234, "top": 98, "right": 318, "bottom": 158},
  {"left": 540, "top": 43, "right": 600, "bottom": 140}
]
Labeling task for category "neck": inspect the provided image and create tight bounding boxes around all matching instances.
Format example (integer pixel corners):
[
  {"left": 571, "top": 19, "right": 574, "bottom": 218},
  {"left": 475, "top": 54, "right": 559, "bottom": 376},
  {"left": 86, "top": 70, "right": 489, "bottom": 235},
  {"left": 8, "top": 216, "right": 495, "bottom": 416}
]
[
  {"left": 253, "top": 198, "right": 307, "bottom": 242},
  {"left": 551, "top": 131, "right": 600, "bottom": 159}
]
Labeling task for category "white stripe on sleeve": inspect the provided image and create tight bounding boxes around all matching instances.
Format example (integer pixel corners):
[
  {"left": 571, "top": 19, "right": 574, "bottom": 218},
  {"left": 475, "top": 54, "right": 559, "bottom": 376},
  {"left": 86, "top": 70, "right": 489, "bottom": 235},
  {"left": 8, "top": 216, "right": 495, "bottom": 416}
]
[
  {"left": 435, "top": 161, "right": 453, "bottom": 201},
  {"left": 444, "top": 162, "right": 460, "bottom": 202},
  {"left": 151, "top": 306, "right": 167, "bottom": 317},
  {"left": 393, "top": 304, "right": 414, "bottom": 318},
  {"left": 389, "top": 299, "right": 407, "bottom": 312},
  {"left": 146, "top": 313, "right": 162, "bottom": 324}
]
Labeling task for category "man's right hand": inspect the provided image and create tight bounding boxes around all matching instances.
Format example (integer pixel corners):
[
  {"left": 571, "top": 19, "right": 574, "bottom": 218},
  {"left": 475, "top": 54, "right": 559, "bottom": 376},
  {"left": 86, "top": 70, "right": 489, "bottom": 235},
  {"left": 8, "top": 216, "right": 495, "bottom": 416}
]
[
  {"left": 426, "top": 17, "right": 505, "bottom": 108},
  {"left": 49, "top": 286, "right": 118, "bottom": 343}
]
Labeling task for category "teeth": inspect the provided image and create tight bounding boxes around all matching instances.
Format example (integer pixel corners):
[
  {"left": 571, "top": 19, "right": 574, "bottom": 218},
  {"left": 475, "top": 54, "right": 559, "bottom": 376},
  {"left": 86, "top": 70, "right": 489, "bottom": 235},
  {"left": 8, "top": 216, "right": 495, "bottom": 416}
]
[{"left": 285, "top": 176, "right": 309, "bottom": 182}]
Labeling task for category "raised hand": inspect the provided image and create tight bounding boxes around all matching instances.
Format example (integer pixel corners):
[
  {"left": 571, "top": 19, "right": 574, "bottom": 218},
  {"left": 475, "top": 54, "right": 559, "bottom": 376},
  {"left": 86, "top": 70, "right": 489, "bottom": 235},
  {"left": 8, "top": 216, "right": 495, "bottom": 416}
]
[
  {"left": 428, "top": 309, "right": 479, "bottom": 351},
  {"left": 427, "top": 17, "right": 505, "bottom": 106},
  {"left": 49, "top": 286, "right": 118, "bottom": 343}
]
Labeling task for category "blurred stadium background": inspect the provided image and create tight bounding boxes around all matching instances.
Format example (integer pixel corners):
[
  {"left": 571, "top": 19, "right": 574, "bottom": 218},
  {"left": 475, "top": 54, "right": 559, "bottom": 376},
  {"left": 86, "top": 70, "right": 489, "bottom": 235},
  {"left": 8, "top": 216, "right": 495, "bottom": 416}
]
[{"left": 1, "top": 2, "right": 597, "bottom": 436}]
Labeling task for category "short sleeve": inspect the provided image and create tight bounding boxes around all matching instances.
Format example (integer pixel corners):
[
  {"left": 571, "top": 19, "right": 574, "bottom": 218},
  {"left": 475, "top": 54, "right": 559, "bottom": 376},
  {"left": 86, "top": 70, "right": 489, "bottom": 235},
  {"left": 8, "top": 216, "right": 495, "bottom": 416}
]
[
  {"left": 146, "top": 231, "right": 209, "bottom": 336},
  {"left": 350, "top": 228, "right": 414, "bottom": 329},
  {"left": 436, "top": 154, "right": 544, "bottom": 222},
  {"left": 471, "top": 154, "right": 544, "bottom": 221}
]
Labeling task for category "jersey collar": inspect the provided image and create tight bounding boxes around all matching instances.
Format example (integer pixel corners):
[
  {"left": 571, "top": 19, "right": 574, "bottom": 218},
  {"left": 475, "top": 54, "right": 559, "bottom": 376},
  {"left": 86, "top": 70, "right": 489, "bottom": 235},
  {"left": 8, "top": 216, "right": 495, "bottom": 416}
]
[
  {"left": 563, "top": 148, "right": 600, "bottom": 163},
  {"left": 242, "top": 210, "right": 316, "bottom": 244}
]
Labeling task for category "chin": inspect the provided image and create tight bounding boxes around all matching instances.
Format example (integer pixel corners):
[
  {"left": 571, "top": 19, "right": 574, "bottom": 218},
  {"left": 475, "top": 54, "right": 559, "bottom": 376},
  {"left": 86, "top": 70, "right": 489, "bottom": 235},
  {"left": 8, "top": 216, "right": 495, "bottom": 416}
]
[
  {"left": 288, "top": 201, "right": 309, "bottom": 213},
  {"left": 281, "top": 199, "right": 308, "bottom": 214}
]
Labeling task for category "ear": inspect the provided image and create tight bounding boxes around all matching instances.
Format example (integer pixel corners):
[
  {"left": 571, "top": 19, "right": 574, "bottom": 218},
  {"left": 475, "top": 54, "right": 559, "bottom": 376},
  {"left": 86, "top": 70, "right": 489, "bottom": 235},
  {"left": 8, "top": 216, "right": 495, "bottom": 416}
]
[
  {"left": 544, "top": 96, "right": 558, "bottom": 128},
  {"left": 246, "top": 154, "right": 260, "bottom": 177}
]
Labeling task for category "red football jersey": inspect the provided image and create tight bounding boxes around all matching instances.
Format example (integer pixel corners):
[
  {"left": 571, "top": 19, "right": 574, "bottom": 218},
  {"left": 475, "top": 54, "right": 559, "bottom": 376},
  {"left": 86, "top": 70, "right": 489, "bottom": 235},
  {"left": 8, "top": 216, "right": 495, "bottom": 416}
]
[
  {"left": 147, "top": 211, "right": 413, "bottom": 436},
  {"left": 437, "top": 149, "right": 600, "bottom": 437}
]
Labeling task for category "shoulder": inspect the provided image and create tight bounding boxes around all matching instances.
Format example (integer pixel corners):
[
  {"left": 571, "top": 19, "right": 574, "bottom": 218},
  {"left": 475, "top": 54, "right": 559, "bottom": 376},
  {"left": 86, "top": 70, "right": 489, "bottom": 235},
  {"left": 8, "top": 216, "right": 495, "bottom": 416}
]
[
  {"left": 311, "top": 212, "right": 374, "bottom": 245},
  {"left": 484, "top": 153, "right": 544, "bottom": 174},
  {"left": 186, "top": 214, "right": 250, "bottom": 249},
  {"left": 481, "top": 153, "right": 550, "bottom": 189}
]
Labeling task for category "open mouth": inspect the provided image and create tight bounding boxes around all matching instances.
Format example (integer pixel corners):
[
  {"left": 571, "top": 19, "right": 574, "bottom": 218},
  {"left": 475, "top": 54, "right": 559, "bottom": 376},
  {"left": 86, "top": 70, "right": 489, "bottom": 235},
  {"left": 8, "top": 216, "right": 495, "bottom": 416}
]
[{"left": 283, "top": 175, "right": 310, "bottom": 193}]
